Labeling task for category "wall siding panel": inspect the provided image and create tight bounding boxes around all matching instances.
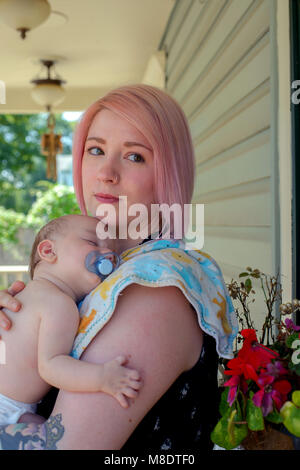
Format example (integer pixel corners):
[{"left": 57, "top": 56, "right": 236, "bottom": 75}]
[{"left": 160, "top": 0, "right": 274, "bottom": 328}]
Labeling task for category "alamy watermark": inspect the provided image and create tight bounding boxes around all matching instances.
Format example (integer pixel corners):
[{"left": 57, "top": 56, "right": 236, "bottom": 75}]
[
  {"left": 292, "top": 80, "right": 300, "bottom": 104},
  {"left": 0, "top": 339, "right": 6, "bottom": 364},
  {"left": 0, "top": 80, "right": 6, "bottom": 104},
  {"left": 291, "top": 339, "right": 300, "bottom": 365},
  {"left": 95, "top": 196, "right": 204, "bottom": 250}
]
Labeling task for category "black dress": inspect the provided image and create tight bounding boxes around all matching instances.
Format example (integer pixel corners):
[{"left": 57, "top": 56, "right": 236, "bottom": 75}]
[
  {"left": 37, "top": 334, "right": 219, "bottom": 451},
  {"left": 122, "top": 332, "right": 219, "bottom": 451},
  {"left": 37, "top": 235, "right": 220, "bottom": 451},
  {"left": 122, "top": 235, "right": 219, "bottom": 451}
]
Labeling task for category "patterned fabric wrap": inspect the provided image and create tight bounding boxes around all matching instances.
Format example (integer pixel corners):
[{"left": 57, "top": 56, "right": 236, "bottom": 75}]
[{"left": 71, "top": 239, "right": 238, "bottom": 360}]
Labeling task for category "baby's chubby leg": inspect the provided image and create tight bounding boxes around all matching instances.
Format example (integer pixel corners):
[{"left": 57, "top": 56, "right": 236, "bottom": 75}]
[{"left": 101, "top": 355, "right": 143, "bottom": 408}]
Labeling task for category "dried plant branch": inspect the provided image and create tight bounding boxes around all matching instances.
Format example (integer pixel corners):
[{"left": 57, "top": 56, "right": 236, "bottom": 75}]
[{"left": 227, "top": 268, "right": 284, "bottom": 347}]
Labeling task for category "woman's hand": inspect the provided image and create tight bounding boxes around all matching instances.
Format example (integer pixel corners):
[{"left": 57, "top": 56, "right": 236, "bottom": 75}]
[{"left": 0, "top": 280, "right": 25, "bottom": 330}]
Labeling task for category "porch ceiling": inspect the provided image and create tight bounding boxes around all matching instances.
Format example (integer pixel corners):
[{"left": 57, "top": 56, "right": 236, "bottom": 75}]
[{"left": 0, "top": 0, "right": 175, "bottom": 113}]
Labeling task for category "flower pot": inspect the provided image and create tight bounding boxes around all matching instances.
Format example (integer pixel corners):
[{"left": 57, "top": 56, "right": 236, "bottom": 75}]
[{"left": 242, "top": 424, "right": 295, "bottom": 450}]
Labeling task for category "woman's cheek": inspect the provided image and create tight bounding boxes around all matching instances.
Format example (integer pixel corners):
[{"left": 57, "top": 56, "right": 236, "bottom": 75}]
[{"left": 82, "top": 163, "right": 95, "bottom": 209}]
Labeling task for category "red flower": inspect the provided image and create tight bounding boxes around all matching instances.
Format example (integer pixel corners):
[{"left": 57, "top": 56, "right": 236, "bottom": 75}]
[
  {"left": 224, "top": 356, "right": 259, "bottom": 382},
  {"left": 224, "top": 329, "right": 278, "bottom": 383}
]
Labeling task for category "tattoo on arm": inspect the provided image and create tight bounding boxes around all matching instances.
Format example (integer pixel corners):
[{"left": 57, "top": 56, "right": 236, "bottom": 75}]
[{"left": 0, "top": 414, "right": 65, "bottom": 450}]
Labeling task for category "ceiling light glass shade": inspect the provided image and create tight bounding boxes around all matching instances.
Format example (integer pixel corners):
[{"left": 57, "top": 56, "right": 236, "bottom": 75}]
[
  {"left": 31, "top": 83, "right": 65, "bottom": 108},
  {"left": 0, "top": 0, "right": 51, "bottom": 31}
]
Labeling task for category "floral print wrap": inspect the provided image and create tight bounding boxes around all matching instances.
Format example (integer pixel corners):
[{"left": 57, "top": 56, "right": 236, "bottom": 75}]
[{"left": 71, "top": 239, "right": 238, "bottom": 360}]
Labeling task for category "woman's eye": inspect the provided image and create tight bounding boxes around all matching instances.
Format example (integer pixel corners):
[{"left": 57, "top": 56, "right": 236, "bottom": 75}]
[
  {"left": 87, "top": 146, "right": 103, "bottom": 156},
  {"left": 127, "top": 153, "right": 145, "bottom": 163}
]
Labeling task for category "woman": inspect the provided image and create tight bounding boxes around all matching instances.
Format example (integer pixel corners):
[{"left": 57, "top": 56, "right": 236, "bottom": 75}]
[{"left": 0, "top": 84, "right": 237, "bottom": 450}]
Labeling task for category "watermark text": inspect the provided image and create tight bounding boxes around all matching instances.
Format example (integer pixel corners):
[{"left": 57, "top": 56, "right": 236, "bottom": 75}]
[
  {"left": 95, "top": 196, "right": 204, "bottom": 250},
  {"left": 0, "top": 339, "right": 6, "bottom": 364},
  {"left": 0, "top": 80, "right": 6, "bottom": 104},
  {"left": 291, "top": 338, "right": 300, "bottom": 365}
]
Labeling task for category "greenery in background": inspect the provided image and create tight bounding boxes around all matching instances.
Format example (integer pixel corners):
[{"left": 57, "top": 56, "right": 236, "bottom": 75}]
[
  {"left": 27, "top": 181, "right": 81, "bottom": 227},
  {"left": 0, "top": 113, "right": 76, "bottom": 213},
  {"left": 0, "top": 113, "right": 79, "bottom": 256},
  {"left": 0, "top": 206, "right": 26, "bottom": 245},
  {"left": 0, "top": 183, "right": 81, "bottom": 254}
]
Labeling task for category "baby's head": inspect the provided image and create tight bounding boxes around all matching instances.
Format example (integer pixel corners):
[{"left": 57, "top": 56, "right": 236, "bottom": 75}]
[{"left": 29, "top": 214, "right": 115, "bottom": 286}]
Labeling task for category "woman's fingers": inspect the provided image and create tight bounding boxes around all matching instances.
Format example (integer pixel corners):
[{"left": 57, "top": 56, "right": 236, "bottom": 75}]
[
  {"left": 7, "top": 280, "right": 26, "bottom": 297},
  {"left": 0, "top": 281, "right": 25, "bottom": 330},
  {"left": 0, "top": 290, "right": 21, "bottom": 312},
  {"left": 0, "top": 310, "right": 11, "bottom": 330},
  {"left": 4, "top": 281, "right": 24, "bottom": 310}
]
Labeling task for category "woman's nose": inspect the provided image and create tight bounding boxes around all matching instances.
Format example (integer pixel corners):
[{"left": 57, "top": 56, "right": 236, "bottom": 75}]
[{"left": 96, "top": 158, "right": 119, "bottom": 184}]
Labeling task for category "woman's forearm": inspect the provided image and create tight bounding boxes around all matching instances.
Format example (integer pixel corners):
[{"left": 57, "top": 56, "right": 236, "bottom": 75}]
[{"left": 0, "top": 414, "right": 65, "bottom": 450}]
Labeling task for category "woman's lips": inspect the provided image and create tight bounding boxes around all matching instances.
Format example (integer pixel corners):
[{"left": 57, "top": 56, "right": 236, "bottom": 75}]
[{"left": 95, "top": 193, "right": 119, "bottom": 204}]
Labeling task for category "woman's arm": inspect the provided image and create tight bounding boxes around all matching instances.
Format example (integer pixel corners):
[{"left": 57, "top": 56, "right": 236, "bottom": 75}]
[
  {"left": 0, "top": 284, "right": 203, "bottom": 450},
  {"left": 38, "top": 295, "right": 141, "bottom": 405}
]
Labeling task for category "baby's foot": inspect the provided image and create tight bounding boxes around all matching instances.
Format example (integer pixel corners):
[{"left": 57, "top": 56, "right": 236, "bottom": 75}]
[{"left": 102, "top": 355, "right": 142, "bottom": 408}]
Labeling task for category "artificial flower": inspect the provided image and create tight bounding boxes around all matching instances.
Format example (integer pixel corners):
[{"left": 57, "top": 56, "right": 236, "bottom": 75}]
[
  {"left": 224, "top": 329, "right": 278, "bottom": 383},
  {"left": 285, "top": 318, "right": 300, "bottom": 331},
  {"left": 224, "top": 375, "right": 248, "bottom": 406},
  {"left": 252, "top": 371, "right": 292, "bottom": 416}
]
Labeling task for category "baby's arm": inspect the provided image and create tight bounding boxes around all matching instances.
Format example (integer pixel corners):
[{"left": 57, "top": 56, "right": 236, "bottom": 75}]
[{"left": 37, "top": 294, "right": 142, "bottom": 408}]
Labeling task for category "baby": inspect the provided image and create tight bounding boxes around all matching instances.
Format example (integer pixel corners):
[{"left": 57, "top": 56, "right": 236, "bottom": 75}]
[{"left": 0, "top": 214, "right": 142, "bottom": 426}]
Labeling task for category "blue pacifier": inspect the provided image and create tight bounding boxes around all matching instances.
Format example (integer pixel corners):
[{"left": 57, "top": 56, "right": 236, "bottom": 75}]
[{"left": 85, "top": 251, "right": 120, "bottom": 281}]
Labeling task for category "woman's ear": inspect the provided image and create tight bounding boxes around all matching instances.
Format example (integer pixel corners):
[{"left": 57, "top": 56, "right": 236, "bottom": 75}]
[{"left": 37, "top": 239, "right": 57, "bottom": 264}]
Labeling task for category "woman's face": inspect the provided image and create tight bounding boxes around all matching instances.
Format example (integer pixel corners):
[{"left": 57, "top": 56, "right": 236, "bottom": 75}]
[{"left": 82, "top": 109, "right": 156, "bottom": 237}]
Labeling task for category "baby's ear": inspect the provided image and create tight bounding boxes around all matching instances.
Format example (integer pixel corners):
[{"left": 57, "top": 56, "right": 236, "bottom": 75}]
[{"left": 37, "top": 240, "right": 57, "bottom": 263}]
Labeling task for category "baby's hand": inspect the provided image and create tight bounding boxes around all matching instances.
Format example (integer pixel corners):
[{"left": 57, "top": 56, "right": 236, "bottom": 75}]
[{"left": 101, "top": 355, "right": 142, "bottom": 408}]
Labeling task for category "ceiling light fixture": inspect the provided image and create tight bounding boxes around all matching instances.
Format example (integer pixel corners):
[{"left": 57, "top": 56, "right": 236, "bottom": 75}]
[
  {"left": 0, "top": 0, "right": 51, "bottom": 39},
  {"left": 30, "top": 59, "right": 66, "bottom": 112}
]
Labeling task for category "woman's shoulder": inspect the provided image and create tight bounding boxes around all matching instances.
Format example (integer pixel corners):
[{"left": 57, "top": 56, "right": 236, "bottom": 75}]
[
  {"left": 125, "top": 283, "right": 204, "bottom": 370},
  {"left": 73, "top": 239, "right": 237, "bottom": 361},
  {"left": 83, "top": 282, "right": 203, "bottom": 373}
]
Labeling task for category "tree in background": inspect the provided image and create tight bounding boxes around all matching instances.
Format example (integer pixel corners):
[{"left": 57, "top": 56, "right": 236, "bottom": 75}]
[
  {"left": 0, "top": 113, "right": 76, "bottom": 213},
  {"left": 27, "top": 181, "right": 81, "bottom": 227},
  {"left": 0, "top": 113, "right": 79, "bottom": 258}
]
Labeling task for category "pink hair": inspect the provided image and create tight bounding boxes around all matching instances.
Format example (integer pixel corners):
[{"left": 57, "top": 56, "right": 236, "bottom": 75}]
[{"left": 72, "top": 84, "right": 195, "bottom": 234}]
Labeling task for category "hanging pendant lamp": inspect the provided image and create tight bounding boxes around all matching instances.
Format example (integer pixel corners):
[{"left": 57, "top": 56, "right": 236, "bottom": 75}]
[
  {"left": 0, "top": 0, "right": 51, "bottom": 39},
  {"left": 31, "top": 59, "right": 66, "bottom": 111}
]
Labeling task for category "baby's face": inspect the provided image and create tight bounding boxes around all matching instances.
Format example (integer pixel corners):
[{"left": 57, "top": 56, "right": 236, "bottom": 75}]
[{"left": 55, "top": 215, "right": 117, "bottom": 296}]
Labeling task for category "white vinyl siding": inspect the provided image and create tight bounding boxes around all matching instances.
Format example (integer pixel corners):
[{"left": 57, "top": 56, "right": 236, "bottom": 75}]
[{"left": 160, "top": 0, "right": 278, "bottom": 331}]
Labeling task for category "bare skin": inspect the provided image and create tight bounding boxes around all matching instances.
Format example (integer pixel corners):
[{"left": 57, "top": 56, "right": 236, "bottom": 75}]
[
  {"left": 0, "top": 281, "right": 23, "bottom": 331},
  {"left": 0, "top": 215, "right": 142, "bottom": 413},
  {"left": 0, "top": 283, "right": 202, "bottom": 449},
  {"left": 0, "top": 108, "right": 204, "bottom": 449}
]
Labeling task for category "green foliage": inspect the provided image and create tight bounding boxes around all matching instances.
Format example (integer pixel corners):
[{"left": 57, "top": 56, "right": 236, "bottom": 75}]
[
  {"left": 280, "top": 396, "right": 300, "bottom": 437},
  {"left": 211, "top": 400, "right": 248, "bottom": 450},
  {"left": 293, "top": 391, "right": 300, "bottom": 407},
  {"left": 0, "top": 113, "right": 79, "bottom": 253},
  {"left": 218, "top": 387, "right": 230, "bottom": 416},
  {"left": 246, "top": 396, "right": 265, "bottom": 431},
  {"left": 286, "top": 332, "right": 300, "bottom": 348},
  {"left": 0, "top": 113, "right": 74, "bottom": 213},
  {"left": 28, "top": 181, "right": 81, "bottom": 227},
  {"left": 0, "top": 206, "right": 26, "bottom": 246},
  {"left": 0, "top": 182, "right": 80, "bottom": 253},
  {"left": 288, "top": 361, "right": 300, "bottom": 376},
  {"left": 266, "top": 410, "right": 283, "bottom": 424}
]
